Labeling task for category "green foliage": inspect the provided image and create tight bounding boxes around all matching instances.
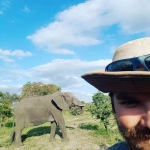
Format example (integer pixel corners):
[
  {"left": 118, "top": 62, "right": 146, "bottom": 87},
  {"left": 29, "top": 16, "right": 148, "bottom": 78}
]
[
  {"left": 0, "top": 99, "right": 12, "bottom": 118},
  {"left": 0, "top": 98, "right": 13, "bottom": 127},
  {"left": 88, "top": 91, "right": 112, "bottom": 130},
  {"left": 20, "top": 82, "right": 61, "bottom": 99},
  {"left": 69, "top": 106, "right": 82, "bottom": 115},
  {"left": 84, "top": 103, "right": 92, "bottom": 111},
  {"left": 0, "top": 91, "right": 17, "bottom": 127},
  {"left": 0, "top": 92, "right": 19, "bottom": 104}
]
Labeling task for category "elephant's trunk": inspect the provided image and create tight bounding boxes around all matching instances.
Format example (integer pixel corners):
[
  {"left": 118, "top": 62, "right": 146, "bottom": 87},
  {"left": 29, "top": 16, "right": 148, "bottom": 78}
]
[{"left": 72, "top": 97, "right": 84, "bottom": 114}]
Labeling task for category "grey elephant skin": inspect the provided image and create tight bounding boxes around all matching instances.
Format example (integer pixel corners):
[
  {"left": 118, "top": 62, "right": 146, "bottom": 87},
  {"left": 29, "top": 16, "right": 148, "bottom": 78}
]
[{"left": 11, "top": 91, "right": 84, "bottom": 147}]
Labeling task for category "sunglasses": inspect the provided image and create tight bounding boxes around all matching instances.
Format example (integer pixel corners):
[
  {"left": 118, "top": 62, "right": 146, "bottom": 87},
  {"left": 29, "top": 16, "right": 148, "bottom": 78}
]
[{"left": 105, "top": 54, "right": 150, "bottom": 72}]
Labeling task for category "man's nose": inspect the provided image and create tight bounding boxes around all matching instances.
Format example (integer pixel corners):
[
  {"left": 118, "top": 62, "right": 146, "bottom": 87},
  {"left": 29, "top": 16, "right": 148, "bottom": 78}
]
[{"left": 140, "top": 109, "right": 150, "bottom": 128}]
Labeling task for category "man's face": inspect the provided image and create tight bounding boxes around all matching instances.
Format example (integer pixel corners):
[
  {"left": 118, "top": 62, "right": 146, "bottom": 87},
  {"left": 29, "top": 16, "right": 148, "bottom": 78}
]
[{"left": 113, "top": 92, "right": 150, "bottom": 150}]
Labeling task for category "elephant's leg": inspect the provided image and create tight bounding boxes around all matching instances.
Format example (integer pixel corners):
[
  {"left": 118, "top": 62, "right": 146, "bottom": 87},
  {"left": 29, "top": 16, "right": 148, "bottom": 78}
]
[
  {"left": 50, "top": 121, "right": 57, "bottom": 142},
  {"left": 57, "top": 115, "right": 69, "bottom": 142},
  {"left": 15, "top": 121, "right": 24, "bottom": 146}
]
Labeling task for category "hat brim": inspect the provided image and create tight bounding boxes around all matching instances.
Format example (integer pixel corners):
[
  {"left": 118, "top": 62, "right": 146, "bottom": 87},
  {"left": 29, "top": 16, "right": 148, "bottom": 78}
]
[{"left": 81, "top": 70, "right": 150, "bottom": 93}]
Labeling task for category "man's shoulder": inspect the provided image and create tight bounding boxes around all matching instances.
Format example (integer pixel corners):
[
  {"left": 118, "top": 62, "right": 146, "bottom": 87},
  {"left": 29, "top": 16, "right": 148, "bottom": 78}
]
[{"left": 107, "top": 141, "right": 130, "bottom": 150}]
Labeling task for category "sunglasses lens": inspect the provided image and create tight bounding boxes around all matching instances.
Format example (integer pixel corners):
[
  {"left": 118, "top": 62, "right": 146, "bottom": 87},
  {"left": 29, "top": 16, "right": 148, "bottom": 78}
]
[
  {"left": 145, "top": 56, "right": 150, "bottom": 70},
  {"left": 107, "top": 60, "right": 133, "bottom": 71}
]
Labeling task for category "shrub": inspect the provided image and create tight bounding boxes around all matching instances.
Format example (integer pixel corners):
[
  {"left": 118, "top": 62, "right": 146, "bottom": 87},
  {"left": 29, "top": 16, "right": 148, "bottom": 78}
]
[
  {"left": 88, "top": 91, "right": 112, "bottom": 130},
  {"left": 69, "top": 106, "right": 82, "bottom": 115}
]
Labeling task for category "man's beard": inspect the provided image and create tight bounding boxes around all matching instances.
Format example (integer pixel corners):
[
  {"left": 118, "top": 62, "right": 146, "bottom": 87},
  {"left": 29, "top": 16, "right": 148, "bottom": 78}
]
[{"left": 118, "top": 122, "right": 150, "bottom": 150}]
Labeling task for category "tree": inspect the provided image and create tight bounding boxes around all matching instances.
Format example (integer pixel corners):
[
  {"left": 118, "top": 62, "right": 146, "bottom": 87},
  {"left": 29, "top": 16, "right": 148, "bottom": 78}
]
[
  {"left": 88, "top": 91, "right": 112, "bottom": 130},
  {"left": 0, "top": 91, "right": 4, "bottom": 103},
  {"left": 9, "top": 93, "right": 20, "bottom": 104},
  {"left": 0, "top": 91, "right": 20, "bottom": 127},
  {"left": 0, "top": 99, "right": 13, "bottom": 127},
  {"left": 20, "top": 82, "right": 61, "bottom": 99}
]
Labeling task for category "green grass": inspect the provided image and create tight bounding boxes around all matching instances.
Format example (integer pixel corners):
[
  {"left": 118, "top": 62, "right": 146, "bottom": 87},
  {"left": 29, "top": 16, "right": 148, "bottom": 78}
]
[
  {"left": 79, "top": 122, "right": 123, "bottom": 145},
  {"left": 92, "top": 128, "right": 122, "bottom": 144},
  {"left": 64, "top": 111, "right": 123, "bottom": 145},
  {"left": 0, "top": 120, "right": 51, "bottom": 148},
  {"left": 0, "top": 111, "right": 72, "bottom": 148},
  {"left": 0, "top": 111, "right": 123, "bottom": 149},
  {"left": 0, "top": 126, "right": 12, "bottom": 147}
]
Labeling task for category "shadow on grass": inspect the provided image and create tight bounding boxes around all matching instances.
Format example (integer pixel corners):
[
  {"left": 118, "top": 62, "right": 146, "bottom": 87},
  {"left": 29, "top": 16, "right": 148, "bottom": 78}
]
[
  {"left": 79, "top": 123, "right": 99, "bottom": 130},
  {"left": 21, "top": 125, "right": 74, "bottom": 142}
]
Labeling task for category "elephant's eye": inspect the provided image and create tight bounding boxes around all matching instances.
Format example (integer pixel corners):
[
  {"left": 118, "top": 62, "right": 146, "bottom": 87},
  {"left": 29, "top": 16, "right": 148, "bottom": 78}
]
[{"left": 62, "top": 95, "right": 66, "bottom": 101}]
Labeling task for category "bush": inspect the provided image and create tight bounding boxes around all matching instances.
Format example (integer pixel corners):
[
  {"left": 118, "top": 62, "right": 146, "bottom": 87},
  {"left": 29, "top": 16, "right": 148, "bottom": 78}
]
[
  {"left": 88, "top": 91, "right": 112, "bottom": 130},
  {"left": 0, "top": 99, "right": 13, "bottom": 127},
  {"left": 69, "top": 106, "right": 82, "bottom": 115}
]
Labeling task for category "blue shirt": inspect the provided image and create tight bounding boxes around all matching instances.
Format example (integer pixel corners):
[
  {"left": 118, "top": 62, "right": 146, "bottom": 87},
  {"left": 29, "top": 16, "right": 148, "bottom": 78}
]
[{"left": 108, "top": 142, "right": 130, "bottom": 150}]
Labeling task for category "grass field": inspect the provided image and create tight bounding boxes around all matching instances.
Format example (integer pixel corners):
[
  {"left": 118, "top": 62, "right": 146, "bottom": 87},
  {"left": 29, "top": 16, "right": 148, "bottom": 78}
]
[{"left": 0, "top": 111, "right": 123, "bottom": 150}]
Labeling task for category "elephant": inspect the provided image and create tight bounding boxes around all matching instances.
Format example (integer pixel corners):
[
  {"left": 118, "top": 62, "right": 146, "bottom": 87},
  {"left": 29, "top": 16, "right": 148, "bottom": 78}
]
[{"left": 11, "top": 91, "right": 84, "bottom": 146}]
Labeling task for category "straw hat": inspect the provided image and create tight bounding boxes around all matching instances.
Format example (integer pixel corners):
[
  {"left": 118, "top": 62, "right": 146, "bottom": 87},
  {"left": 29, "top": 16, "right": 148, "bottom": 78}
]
[{"left": 81, "top": 37, "right": 150, "bottom": 92}]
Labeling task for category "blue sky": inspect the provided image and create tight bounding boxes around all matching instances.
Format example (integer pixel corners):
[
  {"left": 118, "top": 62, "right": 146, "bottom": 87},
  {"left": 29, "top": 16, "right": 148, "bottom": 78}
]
[{"left": 0, "top": 0, "right": 150, "bottom": 102}]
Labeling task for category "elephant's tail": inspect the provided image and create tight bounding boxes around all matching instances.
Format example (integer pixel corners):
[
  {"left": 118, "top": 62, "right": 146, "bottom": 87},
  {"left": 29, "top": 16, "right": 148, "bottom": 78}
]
[{"left": 10, "top": 116, "right": 15, "bottom": 143}]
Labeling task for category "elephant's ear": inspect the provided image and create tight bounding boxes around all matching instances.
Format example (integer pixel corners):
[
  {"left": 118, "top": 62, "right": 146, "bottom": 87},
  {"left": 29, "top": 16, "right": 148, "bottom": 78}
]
[{"left": 52, "top": 93, "right": 69, "bottom": 110}]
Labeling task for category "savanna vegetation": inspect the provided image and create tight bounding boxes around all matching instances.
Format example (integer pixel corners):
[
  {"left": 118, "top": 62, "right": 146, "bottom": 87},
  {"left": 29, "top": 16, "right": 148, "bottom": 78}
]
[{"left": 0, "top": 82, "right": 123, "bottom": 150}]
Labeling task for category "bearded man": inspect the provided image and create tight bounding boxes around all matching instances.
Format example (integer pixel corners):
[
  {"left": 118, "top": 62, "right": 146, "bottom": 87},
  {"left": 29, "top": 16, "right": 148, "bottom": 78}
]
[{"left": 82, "top": 37, "right": 150, "bottom": 150}]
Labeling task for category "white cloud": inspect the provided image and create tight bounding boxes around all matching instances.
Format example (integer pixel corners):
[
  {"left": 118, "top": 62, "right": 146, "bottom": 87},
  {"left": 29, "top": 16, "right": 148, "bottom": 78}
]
[
  {"left": 0, "top": 69, "right": 30, "bottom": 87},
  {"left": 0, "top": 58, "right": 110, "bottom": 102},
  {"left": 23, "top": 6, "right": 30, "bottom": 13},
  {"left": 72, "top": 91, "right": 94, "bottom": 103},
  {"left": 109, "top": 0, "right": 150, "bottom": 34},
  {"left": 30, "top": 59, "right": 110, "bottom": 76},
  {"left": 0, "top": 59, "right": 111, "bottom": 88},
  {"left": 0, "top": 84, "right": 22, "bottom": 94},
  {"left": 27, "top": 0, "right": 150, "bottom": 55},
  {"left": 0, "top": 49, "right": 32, "bottom": 62},
  {"left": 11, "top": 49, "right": 32, "bottom": 57},
  {"left": 0, "top": 58, "right": 111, "bottom": 89},
  {"left": 50, "top": 48, "right": 75, "bottom": 55},
  {"left": 0, "top": 55, "right": 14, "bottom": 62},
  {"left": 29, "top": 59, "right": 111, "bottom": 88},
  {"left": 1, "top": 79, "right": 11, "bottom": 83}
]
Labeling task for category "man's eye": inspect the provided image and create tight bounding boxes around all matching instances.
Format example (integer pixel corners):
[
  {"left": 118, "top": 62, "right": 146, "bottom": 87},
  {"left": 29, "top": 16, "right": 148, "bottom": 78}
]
[{"left": 120, "top": 101, "right": 139, "bottom": 108}]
